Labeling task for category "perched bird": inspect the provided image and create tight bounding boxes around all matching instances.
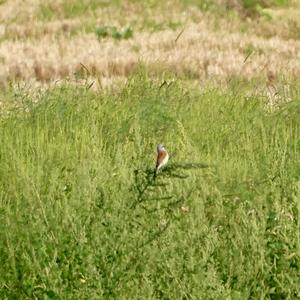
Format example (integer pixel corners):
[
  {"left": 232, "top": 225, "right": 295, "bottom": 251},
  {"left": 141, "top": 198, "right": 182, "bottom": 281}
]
[{"left": 154, "top": 144, "right": 169, "bottom": 178}]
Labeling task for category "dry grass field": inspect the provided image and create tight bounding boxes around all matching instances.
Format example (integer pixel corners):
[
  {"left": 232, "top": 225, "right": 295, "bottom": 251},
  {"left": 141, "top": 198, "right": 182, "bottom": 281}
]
[{"left": 0, "top": 0, "right": 300, "bottom": 86}]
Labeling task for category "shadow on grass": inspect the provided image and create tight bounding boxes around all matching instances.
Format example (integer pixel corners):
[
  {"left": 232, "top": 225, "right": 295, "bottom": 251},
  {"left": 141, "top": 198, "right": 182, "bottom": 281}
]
[
  {"left": 115, "top": 162, "right": 211, "bottom": 282},
  {"left": 131, "top": 161, "right": 210, "bottom": 209}
]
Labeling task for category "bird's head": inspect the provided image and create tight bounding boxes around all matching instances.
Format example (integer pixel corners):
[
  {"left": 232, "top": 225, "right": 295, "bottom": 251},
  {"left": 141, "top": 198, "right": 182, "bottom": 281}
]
[{"left": 157, "top": 144, "right": 165, "bottom": 152}]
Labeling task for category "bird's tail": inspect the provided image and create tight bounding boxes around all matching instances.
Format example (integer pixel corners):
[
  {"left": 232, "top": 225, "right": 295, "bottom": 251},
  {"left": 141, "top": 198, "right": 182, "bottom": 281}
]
[{"left": 153, "top": 168, "right": 157, "bottom": 179}]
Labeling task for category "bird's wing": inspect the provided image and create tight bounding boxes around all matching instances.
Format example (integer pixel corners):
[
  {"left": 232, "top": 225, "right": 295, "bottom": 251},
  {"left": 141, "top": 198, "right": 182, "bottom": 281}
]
[{"left": 156, "top": 150, "right": 168, "bottom": 168}]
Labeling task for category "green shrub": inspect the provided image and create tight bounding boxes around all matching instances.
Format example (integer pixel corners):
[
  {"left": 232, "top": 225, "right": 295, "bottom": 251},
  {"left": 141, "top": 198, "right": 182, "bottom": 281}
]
[{"left": 95, "top": 26, "right": 133, "bottom": 40}]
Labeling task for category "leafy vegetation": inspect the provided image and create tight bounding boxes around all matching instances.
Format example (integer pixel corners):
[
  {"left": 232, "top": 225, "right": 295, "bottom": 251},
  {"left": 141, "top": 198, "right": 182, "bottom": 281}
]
[
  {"left": 1, "top": 73, "right": 300, "bottom": 298},
  {"left": 95, "top": 26, "right": 133, "bottom": 40}
]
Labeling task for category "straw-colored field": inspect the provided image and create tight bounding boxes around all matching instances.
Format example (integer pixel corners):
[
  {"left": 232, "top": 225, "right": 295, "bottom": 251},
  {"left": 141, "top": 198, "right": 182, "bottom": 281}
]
[{"left": 0, "top": 0, "right": 300, "bottom": 85}]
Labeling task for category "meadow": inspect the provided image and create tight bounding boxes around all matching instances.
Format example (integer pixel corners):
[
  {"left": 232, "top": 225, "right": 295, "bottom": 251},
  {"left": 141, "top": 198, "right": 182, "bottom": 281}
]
[
  {"left": 1, "top": 73, "right": 300, "bottom": 299},
  {"left": 1, "top": 0, "right": 300, "bottom": 299}
]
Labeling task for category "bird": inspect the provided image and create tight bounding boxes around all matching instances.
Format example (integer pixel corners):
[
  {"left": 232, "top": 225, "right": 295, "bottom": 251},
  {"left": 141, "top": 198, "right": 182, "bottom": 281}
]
[{"left": 154, "top": 144, "right": 169, "bottom": 178}]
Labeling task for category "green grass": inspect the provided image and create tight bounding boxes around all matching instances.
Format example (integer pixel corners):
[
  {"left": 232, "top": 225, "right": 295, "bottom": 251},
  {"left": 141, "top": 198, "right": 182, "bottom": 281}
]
[
  {"left": 37, "top": 0, "right": 183, "bottom": 37},
  {"left": 38, "top": 0, "right": 121, "bottom": 20},
  {"left": 1, "top": 73, "right": 300, "bottom": 299}
]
